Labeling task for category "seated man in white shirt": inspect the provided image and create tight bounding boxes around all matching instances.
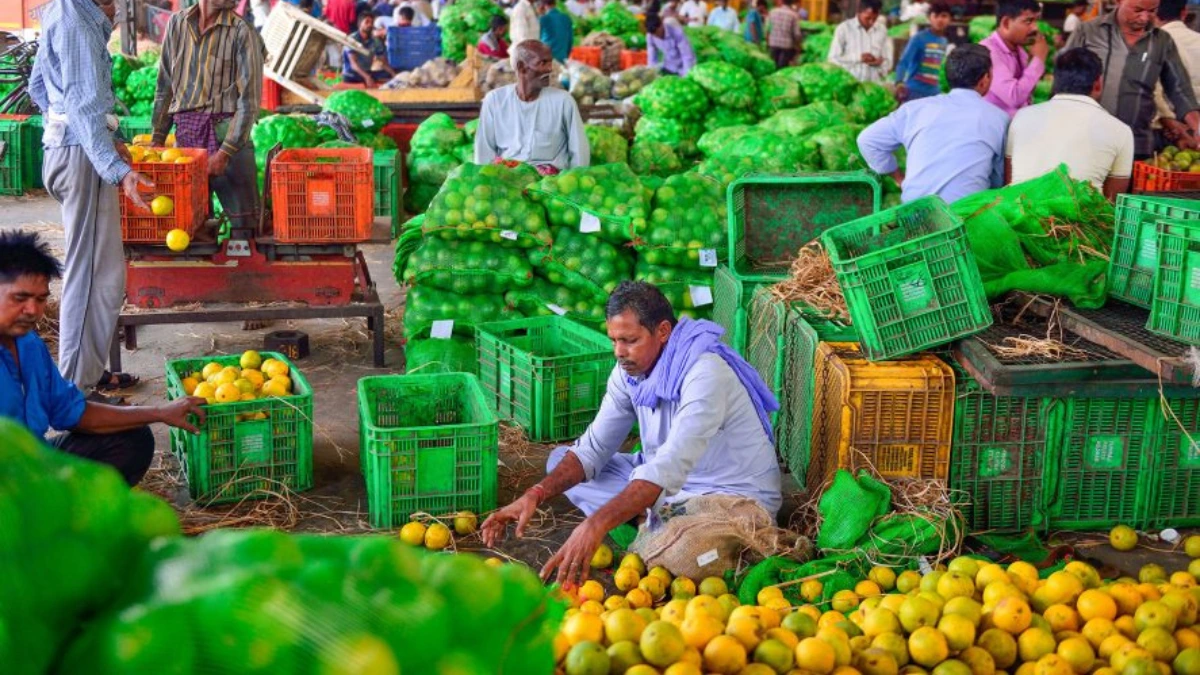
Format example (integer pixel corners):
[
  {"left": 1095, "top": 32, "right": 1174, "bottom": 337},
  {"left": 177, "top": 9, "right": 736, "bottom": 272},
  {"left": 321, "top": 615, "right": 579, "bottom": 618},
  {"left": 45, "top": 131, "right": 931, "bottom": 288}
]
[
  {"left": 481, "top": 281, "right": 783, "bottom": 586},
  {"left": 1006, "top": 48, "right": 1135, "bottom": 200}
]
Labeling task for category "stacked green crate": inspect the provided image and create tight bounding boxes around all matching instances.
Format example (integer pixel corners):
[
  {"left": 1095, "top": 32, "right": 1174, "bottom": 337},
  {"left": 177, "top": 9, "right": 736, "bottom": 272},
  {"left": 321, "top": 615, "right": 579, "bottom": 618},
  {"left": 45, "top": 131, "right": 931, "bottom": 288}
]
[
  {"left": 21, "top": 115, "right": 42, "bottom": 189},
  {"left": 1109, "top": 194, "right": 1200, "bottom": 308},
  {"left": 0, "top": 115, "right": 29, "bottom": 195},
  {"left": 712, "top": 264, "right": 762, "bottom": 354},
  {"left": 373, "top": 148, "right": 401, "bottom": 230},
  {"left": 1149, "top": 396, "right": 1200, "bottom": 527},
  {"left": 1147, "top": 219, "right": 1200, "bottom": 345}
]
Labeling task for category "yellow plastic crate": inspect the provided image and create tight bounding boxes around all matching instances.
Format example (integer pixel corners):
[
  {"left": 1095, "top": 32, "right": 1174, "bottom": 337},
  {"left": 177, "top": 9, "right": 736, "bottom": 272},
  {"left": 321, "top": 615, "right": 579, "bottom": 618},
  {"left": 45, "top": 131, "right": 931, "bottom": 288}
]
[{"left": 808, "top": 342, "right": 955, "bottom": 494}]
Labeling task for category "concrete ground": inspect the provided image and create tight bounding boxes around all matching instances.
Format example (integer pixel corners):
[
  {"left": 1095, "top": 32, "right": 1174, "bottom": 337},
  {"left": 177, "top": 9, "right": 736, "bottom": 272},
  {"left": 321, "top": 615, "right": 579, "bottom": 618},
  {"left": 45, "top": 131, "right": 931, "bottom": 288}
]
[{"left": 1, "top": 191, "right": 1194, "bottom": 586}]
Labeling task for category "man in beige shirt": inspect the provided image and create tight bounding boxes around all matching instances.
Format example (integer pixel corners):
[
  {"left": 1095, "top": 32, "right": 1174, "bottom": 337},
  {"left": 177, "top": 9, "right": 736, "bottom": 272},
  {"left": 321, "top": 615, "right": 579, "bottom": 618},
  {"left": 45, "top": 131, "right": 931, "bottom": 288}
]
[
  {"left": 1155, "top": 0, "right": 1200, "bottom": 144},
  {"left": 1006, "top": 49, "right": 1134, "bottom": 200}
]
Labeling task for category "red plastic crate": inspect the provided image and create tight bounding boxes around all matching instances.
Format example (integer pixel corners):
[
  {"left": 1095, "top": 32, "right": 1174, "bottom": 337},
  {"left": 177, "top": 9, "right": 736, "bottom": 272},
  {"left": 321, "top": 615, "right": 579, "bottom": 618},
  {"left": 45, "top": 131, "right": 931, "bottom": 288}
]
[
  {"left": 1133, "top": 160, "right": 1200, "bottom": 193},
  {"left": 119, "top": 147, "right": 210, "bottom": 243},
  {"left": 381, "top": 122, "right": 418, "bottom": 156},
  {"left": 261, "top": 77, "right": 281, "bottom": 110},
  {"left": 570, "top": 46, "right": 603, "bottom": 69},
  {"left": 620, "top": 50, "right": 647, "bottom": 69},
  {"left": 270, "top": 147, "right": 374, "bottom": 243}
]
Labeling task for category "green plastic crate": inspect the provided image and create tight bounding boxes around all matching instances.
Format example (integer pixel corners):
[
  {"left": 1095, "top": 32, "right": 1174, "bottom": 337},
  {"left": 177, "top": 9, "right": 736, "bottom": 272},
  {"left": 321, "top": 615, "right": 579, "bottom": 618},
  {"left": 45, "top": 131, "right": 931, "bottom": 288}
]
[
  {"left": 821, "top": 195, "right": 992, "bottom": 361},
  {"left": 0, "top": 115, "right": 29, "bottom": 196},
  {"left": 373, "top": 149, "right": 400, "bottom": 226},
  {"left": 949, "top": 366, "right": 1058, "bottom": 534},
  {"left": 779, "top": 307, "right": 857, "bottom": 487},
  {"left": 746, "top": 287, "right": 788, "bottom": 426},
  {"left": 165, "top": 352, "right": 313, "bottom": 503},
  {"left": 21, "top": 115, "right": 42, "bottom": 190},
  {"left": 712, "top": 264, "right": 765, "bottom": 355},
  {"left": 358, "top": 373, "right": 498, "bottom": 529},
  {"left": 1044, "top": 397, "right": 1155, "bottom": 530},
  {"left": 727, "top": 172, "right": 881, "bottom": 284},
  {"left": 1109, "top": 194, "right": 1200, "bottom": 309},
  {"left": 475, "top": 316, "right": 613, "bottom": 442},
  {"left": 1147, "top": 396, "right": 1200, "bottom": 527},
  {"left": 1148, "top": 219, "right": 1200, "bottom": 345},
  {"left": 118, "top": 115, "right": 155, "bottom": 141}
]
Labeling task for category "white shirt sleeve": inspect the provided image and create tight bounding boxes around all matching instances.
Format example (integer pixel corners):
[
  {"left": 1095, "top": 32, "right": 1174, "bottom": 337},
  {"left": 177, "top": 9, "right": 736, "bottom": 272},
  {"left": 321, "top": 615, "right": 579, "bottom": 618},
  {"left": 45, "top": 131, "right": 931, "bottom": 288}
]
[
  {"left": 474, "top": 93, "right": 500, "bottom": 165},
  {"left": 570, "top": 367, "right": 637, "bottom": 480},
  {"left": 565, "top": 96, "right": 591, "bottom": 168},
  {"left": 1112, "top": 123, "right": 1135, "bottom": 179}
]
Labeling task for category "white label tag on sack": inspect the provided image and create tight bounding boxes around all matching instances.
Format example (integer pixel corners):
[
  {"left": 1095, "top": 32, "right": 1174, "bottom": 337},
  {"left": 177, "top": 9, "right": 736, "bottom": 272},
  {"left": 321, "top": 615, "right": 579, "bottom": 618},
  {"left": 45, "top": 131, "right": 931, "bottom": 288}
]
[
  {"left": 689, "top": 285, "right": 714, "bottom": 307},
  {"left": 430, "top": 320, "right": 454, "bottom": 339},
  {"left": 699, "top": 249, "right": 718, "bottom": 268},
  {"left": 546, "top": 303, "right": 568, "bottom": 316},
  {"left": 500, "top": 229, "right": 518, "bottom": 241},
  {"left": 696, "top": 549, "right": 719, "bottom": 567},
  {"left": 361, "top": 119, "right": 375, "bottom": 128},
  {"left": 918, "top": 556, "right": 934, "bottom": 575},
  {"left": 580, "top": 212, "right": 602, "bottom": 233}
]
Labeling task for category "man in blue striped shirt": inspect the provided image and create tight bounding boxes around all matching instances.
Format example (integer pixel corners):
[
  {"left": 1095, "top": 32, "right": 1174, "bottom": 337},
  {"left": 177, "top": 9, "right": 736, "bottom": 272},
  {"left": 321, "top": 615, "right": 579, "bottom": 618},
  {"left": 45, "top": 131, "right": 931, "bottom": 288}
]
[{"left": 29, "top": 0, "right": 154, "bottom": 393}]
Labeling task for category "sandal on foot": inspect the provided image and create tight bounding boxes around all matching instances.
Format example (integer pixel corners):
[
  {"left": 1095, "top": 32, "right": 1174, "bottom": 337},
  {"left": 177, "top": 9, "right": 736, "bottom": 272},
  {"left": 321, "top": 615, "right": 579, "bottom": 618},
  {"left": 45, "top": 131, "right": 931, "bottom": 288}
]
[{"left": 96, "top": 371, "right": 141, "bottom": 392}]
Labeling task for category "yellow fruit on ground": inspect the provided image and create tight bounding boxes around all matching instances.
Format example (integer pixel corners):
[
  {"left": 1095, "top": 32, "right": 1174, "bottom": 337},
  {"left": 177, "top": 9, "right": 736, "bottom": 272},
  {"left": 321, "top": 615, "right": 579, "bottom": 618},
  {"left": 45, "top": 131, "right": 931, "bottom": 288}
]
[
  {"left": 563, "top": 612, "right": 605, "bottom": 646},
  {"left": 698, "top": 576, "right": 728, "bottom": 597},
  {"left": 579, "top": 600, "right": 603, "bottom": 615},
  {"left": 150, "top": 195, "right": 175, "bottom": 217},
  {"left": 423, "top": 522, "right": 451, "bottom": 550},
  {"left": 165, "top": 228, "right": 190, "bottom": 251},
  {"left": 1110, "top": 525, "right": 1139, "bottom": 551},
  {"left": 994, "top": 597, "right": 1034, "bottom": 635},
  {"left": 900, "top": 596, "right": 941, "bottom": 634},
  {"left": 680, "top": 613, "right": 723, "bottom": 650},
  {"left": 605, "top": 608, "right": 647, "bottom": 645},
  {"left": 1018, "top": 628, "right": 1058, "bottom": 663},
  {"left": 671, "top": 576, "right": 696, "bottom": 600},
  {"left": 797, "top": 637, "right": 837, "bottom": 674},
  {"left": 578, "top": 580, "right": 604, "bottom": 604},
  {"left": 908, "top": 627, "right": 949, "bottom": 668},
  {"left": 1056, "top": 637, "right": 1094, "bottom": 674},
  {"left": 618, "top": 552, "right": 645, "bottom": 574},
  {"left": 1136, "top": 626, "right": 1178, "bottom": 662},
  {"left": 1175, "top": 647, "right": 1200, "bottom": 675},
  {"left": 451, "top": 510, "right": 477, "bottom": 536},
  {"left": 639, "top": 576, "right": 667, "bottom": 601},
  {"left": 604, "top": 596, "right": 628, "bottom": 612},
  {"left": 703, "top": 634, "right": 748, "bottom": 674},
  {"left": 976, "top": 564, "right": 1011, "bottom": 590},
  {"left": 1081, "top": 618, "right": 1118, "bottom": 648},
  {"left": 757, "top": 585, "right": 784, "bottom": 606},
  {"left": 939, "top": 613, "right": 976, "bottom": 652},
  {"left": 626, "top": 588, "right": 653, "bottom": 610},
  {"left": 938, "top": 572, "right": 977, "bottom": 601},
  {"left": 803, "top": 579, "right": 826, "bottom": 602},
  {"left": 1183, "top": 535, "right": 1200, "bottom": 558},
  {"left": 725, "top": 615, "right": 766, "bottom": 651},
  {"left": 1034, "top": 654, "right": 1073, "bottom": 675},
  {"left": 832, "top": 590, "right": 862, "bottom": 614},
  {"left": 755, "top": 637, "right": 796, "bottom": 673},
  {"left": 565, "top": 641, "right": 609, "bottom": 675},
  {"left": 1134, "top": 600, "right": 1178, "bottom": 633},
  {"left": 662, "top": 663, "right": 701, "bottom": 675},
  {"left": 640, "top": 620, "right": 686, "bottom": 668},
  {"left": 1043, "top": 605, "right": 1080, "bottom": 633},
  {"left": 857, "top": 580, "right": 884, "bottom": 598},
  {"left": 615, "top": 566, "right": 641, "bottom": 592},
  {"left": 1007, "top": 562, "right": 1041, "bottom": 594},
  {"left": 686, "top": 595, "right": 724, "bottom": 622},
  {"left": 863, "top": 608, "right": 903, "bottom": 639},
  {"left": 1140, "top": 564, "right": 1169, "bottom": 584},
  {"left": 959, "top": 647, "right": 995, "bottom": 675},
  {"left": 977, "top": 629, "right": 1018, "bottom": 669},
  {"left": 870, "top": 567, "right": 898, "bottom": 591},
  {"left": 660, "top": 598, "right": 688, "bottom": 625},
  {"left": 1178, "top": 627, "right": 1200, "bottom": 650}
]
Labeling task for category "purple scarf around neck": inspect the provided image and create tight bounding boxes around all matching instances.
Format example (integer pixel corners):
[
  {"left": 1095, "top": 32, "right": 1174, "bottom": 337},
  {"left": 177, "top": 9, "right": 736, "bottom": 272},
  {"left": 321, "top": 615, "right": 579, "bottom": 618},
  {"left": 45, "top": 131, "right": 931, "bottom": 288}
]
[{"left": 625, "top": 317, "right": 780, "bottom": 444}]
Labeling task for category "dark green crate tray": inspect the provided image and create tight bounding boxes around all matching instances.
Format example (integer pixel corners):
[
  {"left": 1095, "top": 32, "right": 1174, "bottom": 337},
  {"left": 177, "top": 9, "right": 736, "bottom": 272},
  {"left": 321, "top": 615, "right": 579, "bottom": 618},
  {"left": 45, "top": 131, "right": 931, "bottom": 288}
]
[
  {"left": 1109, "top": 194, "right": 1200, "bottom": 309},
  {"left": 1148, "top": 219, "right": 1200, "bottom": 346}
]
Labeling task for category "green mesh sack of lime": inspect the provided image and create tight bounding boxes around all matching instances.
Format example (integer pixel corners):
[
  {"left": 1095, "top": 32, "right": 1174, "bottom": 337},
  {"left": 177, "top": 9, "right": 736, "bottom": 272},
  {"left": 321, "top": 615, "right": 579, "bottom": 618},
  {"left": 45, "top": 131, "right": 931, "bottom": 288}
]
[
  {"left": 629, "top": 139, "right": 683, "bottom": 177},
  {"left": 585, "top": 125, "right": 630, "bottom": 165},
  {"left": 527, "top": 226, "right": 636, "bottom": 302},
  {"left": 632, "top": 75, "right": 710, "bottom": 122},
  {"left": 505, "top": 278, "right": 609, "bottom": 328},
  {"left": 776, "top": 63, "right": 860, "bottom": 103},
  {"left": 754, "top": 72, "right": 805, "bottom": 119},
  {"left": 403, "top": 238, "right": 535, "bottom": 294},
  {"left": 528, "top": 163, "right": 649, "bottom": 244},
  {"left": 634, "top": 259, "right": 716, "bottom": 319},
  {"left": 422, "top": 162, "right": 551, "bottom": 248},
  {"left": 634, "top": 115, "right": 702, "bottom": 159},
  {"left": 758, "top": 100, "right": 854, "bottom": 137},
  {"left": 323, "top": 90, "right": 392, "bottom": 134},
  {"left": 847, "top": 82, "right": 898, "bottom": 124},
  {"left": 704, "top": 106, "right": 759, "bottom": 132},
  {"left": 686, "top": 61, "right": 756, "bottom": 109},
  {"left": 697, "top": 125, "right": 755, "bottom": 158},
  {"left": 635, "top": 173, "right": 727, "bottom": 269},
  {"left": 404, "top": 285, "right": 518, "bottom": 338}
]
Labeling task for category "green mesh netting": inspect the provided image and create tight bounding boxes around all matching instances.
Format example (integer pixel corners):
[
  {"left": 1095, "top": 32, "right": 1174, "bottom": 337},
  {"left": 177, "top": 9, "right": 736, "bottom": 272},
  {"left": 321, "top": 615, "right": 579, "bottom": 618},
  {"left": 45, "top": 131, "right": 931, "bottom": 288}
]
[{"left": 816, "top": 470, "right": 892, "bottom": 551}]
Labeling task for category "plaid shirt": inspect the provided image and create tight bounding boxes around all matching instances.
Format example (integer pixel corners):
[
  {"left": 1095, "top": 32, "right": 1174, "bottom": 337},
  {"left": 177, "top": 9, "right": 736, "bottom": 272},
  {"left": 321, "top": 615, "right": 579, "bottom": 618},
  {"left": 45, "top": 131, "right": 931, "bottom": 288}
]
[
  {"left": 28, "top": 0, "right": 130, "bottom": 185},
  {"left": 766, "top": 7, "right": 800, "bottom": 50},
  {"left": 152, "top": 5, "right": 264, "bottom": 157}
]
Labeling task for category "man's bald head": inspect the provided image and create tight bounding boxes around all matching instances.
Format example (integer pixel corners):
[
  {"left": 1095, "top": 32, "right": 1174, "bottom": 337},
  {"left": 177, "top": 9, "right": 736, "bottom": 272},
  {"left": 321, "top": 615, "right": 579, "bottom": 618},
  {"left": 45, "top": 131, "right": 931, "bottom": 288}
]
[
  {"left": 514, "top": 40, "right": 552, "bottom": 67},
  {"left": 513, "top": 40, "right": 554, "bottom": 99}
]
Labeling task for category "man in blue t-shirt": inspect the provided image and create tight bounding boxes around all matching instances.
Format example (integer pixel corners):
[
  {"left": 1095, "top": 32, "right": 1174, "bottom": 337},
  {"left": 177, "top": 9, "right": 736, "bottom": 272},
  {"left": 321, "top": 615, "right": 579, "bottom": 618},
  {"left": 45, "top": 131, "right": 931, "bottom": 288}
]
[
  {"left": 344, "top": 14, "right": 396, "bottom": 87},
  {"left": 0, "top": 232, "right": 205, "bottom": 486},
  {"left": 539, "top": 0, "right": 575, "bottom": 62},
  {"left": 895, "top": 3, "right": 953, "bottom": 102}
]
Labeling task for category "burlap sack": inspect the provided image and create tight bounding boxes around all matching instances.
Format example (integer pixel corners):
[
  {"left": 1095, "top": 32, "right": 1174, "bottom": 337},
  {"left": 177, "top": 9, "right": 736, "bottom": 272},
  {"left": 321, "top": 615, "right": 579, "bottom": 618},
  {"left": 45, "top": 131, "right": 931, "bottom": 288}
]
[{"left": 628, "top": 494, "right": 813, "bottom": 579}]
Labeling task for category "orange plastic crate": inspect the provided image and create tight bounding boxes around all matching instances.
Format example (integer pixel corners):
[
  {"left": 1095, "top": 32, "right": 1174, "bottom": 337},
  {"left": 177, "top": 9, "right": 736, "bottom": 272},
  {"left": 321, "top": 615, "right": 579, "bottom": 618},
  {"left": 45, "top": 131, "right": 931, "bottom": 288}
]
[
  {"left": 570, "top": 47, "right": 603, "bottom": 69},
  {"left": 119, "top": 147, "right": 209, "bottom": 243},
  {"left": 270, "top": 147, "right": 374, "bottom": 243},
  {"left": 620, "top": 50, "right": 647, "bottom": 69},
  {"left": 1133, "top": 160, "right": 1200, "bottom": 193}
]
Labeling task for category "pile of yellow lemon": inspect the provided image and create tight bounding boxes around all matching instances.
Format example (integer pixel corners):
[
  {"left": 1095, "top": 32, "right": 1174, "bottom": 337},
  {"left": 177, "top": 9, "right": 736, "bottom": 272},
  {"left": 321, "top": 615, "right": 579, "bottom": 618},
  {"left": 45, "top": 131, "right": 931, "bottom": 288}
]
[
  {"left": 553, "top": 537, "right": 1200, "bottom": 675},
  {"left": 127, "top": 144, "right": 191, "bottom": 165},
  {"left": 180, "top": 351, "right": 294, "bottom": 407},
  {"left": 398, "top": 512, "right": 479, "bottom": 552}
]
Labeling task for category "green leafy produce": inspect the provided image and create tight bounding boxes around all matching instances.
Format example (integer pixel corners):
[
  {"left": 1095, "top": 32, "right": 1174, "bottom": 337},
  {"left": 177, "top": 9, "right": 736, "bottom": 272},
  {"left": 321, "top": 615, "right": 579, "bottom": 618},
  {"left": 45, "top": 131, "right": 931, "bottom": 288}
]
[
  {"left": 323, "top": 90, "right": 392, "bottom": 133},
  {"left": 598, "top": 1, "right": 639, "bottom": 35},
  {"left": 404, "top": 285, "right": 517, "bottom": 337},
  {"left": 754, "top": 72, "right": 805, "bottom": 119},
  {"left": 759, "top": 100, "right": 854, "bottom": 137},
  {"left": 423, "top": 162, "right": 550, "bottom": 248},
  {"left": 687, "top": 61, "right": 756, "bottom": 109},
  {"left": 718, "top": 129, "right": 820, "bottom": 169},
  {"left": 506, "top": 277, "right": 608, "bottom": 327},
  {"left": 689, "top": 26, "right": 775, "bottom": 77},
  {"left": 632, "top": 76, "right": 709, "bottom": 122},
  {"left": 630, "top": 139, "right": 683, "bottom": 177},
  {"left": 635, "top": 260, "right": 716, "bottom": 319},
  {"left": 439, "top": 0, "right": 504, "bottom": 61},
  {"left": 808, "top": 125, "right": 866, "bottom": 171},
  {"left": 585, "top": 125, "right": 630, "bottom": 165},
  {"left": 704, "top": 106, "right": 758, "bottom": 132},
  {"left": 780, "top": 63, "right": 859, "bottom": 103},
  {"left": 697, "top": 125, "right": 755, "bottom": 157},
  {"left": 124, "top": 66, "right": 158, "bottom": 104},
  {"left": 634, "top": 115, "right": 701, "bottom": 159},
  {"left": 612, "top": 65, "right": 660, "bottom": 99},
  {"left": 0, "top": 419, "right": 182, "bottom": 675},
  {"left": 847, "top": 82, "right": 898, "bottom": 124},
  {"left": 637, "top": 173, "right": 726, "bottom": 269},
  {"left": 411, "top": 113, "right": 467, "bottom": 155},
  {"left": 405, "top": 337, "right": 478, "bottom": 374},
  {"left": 528, "top": 226, "right": 636, "bottom": 301},
  {"left": 529, "top": 163, "right": 649, "bottom": 244},
  {"left": 252, "top": 114, "right": 320, "bottom": 150},
  {"left": 403, "top": 237, "right": 535, "bottom": 293},
  {"left": 801, "top": 31, "right": 833, "bottom": 64},
  {"left": 111, "top": 54, "right": 141, "bottom": 90}
]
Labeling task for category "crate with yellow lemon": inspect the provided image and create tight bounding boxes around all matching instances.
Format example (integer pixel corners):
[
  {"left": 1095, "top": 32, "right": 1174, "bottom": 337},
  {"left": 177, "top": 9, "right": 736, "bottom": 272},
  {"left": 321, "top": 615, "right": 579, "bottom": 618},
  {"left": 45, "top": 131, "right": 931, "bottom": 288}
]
[
  {"left": 118, "top": 145, "right": 210, "bottom": 244},
  {"left": 165, "top": 350, "right": 313, "bottom": 503}
]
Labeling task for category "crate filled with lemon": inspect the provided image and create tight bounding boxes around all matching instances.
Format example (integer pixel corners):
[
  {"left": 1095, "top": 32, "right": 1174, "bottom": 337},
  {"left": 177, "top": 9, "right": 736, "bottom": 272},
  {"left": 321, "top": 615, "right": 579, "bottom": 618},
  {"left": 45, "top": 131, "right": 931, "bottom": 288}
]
[
  {"left": 119, "top": 145, "right": 210, "bottom": 244},
  {"left": 165, "top": 350, "right": 313, "bottom": 503}
]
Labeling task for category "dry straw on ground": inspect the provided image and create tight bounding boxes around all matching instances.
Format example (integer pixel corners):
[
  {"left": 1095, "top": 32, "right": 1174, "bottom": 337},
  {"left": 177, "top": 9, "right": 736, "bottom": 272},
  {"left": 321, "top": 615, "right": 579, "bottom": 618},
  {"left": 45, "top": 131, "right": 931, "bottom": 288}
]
[{"left": 769, "top": 242, "right": 849, "bottom": 322}]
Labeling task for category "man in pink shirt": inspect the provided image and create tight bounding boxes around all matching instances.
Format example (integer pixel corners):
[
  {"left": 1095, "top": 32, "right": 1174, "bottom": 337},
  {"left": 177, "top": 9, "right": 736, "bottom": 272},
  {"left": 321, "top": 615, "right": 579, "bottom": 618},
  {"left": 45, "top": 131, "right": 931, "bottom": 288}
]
[{"left": 980, "top": 0, "right": 1051, "bottom": 116}]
